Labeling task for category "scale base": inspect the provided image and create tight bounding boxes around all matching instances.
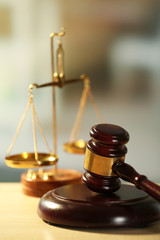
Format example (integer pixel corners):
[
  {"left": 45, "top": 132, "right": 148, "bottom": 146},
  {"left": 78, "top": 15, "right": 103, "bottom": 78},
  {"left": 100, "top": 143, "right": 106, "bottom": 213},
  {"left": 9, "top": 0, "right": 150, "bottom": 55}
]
[
  {"left": 38, "top": 183, "right": 160, "bottom": 228},
  {"left": 21, "top": 169, "right": 82, "bottom": 197}
]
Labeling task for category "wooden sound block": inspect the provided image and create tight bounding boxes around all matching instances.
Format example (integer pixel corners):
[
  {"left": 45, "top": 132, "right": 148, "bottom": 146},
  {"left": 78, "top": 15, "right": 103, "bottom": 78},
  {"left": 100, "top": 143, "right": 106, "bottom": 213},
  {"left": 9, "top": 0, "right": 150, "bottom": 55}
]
[
  {"left": 21, "top": 169, "right": 82, "bottom": 197},
  {"left": 38, "top": 183, "right": 160, "bottom": 228}
]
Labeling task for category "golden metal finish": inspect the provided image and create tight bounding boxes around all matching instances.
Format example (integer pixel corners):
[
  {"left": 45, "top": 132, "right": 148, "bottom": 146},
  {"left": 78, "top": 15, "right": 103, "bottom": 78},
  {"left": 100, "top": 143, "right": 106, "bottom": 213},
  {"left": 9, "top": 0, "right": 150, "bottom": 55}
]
[
  {"left": 26, "top": 168, "right": 57, "bottom": 180},
  {"left": 5, "top": 152, "right": 58, "bottom": 169},
  {"left": 32, "top": 74, "right": 88, "bottom": 89},
  {"left": 50, "top": 27, "right": 65, "bottom": 80},
  {"left": 50, "top": 30, "right": 65, "bottom": 156},
  {"left": 63, "top": 140, "right": 87, "bottom": 154},
  {"left": 56, "top": 39, "right": 64, "bottom": 75},
  {"left": 84, "top": 148, "right": 125, "bottom": 176},
  {"left": 6, "top": 86, "right": 54, "bottom": 169},
  {"left": 6, "top": 28, "right": 103, "bottom": 175},
  {"left": 68, "top": 75, "right": 103, "bottom": 147}
]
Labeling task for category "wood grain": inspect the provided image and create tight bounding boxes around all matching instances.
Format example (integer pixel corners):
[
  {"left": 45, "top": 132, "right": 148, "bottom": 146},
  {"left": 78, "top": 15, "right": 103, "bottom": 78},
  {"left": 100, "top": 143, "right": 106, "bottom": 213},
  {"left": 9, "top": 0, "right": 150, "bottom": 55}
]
[{"left": 0, "top": 183, "right": 160, "bottom": 240}]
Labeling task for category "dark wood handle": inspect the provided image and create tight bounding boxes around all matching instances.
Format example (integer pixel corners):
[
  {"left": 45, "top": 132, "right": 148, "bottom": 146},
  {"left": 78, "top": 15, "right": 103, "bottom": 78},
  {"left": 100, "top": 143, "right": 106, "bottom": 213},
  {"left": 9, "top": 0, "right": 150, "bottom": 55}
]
[{"left": 112, "top": 160, "right": 160, "bottom": 202}]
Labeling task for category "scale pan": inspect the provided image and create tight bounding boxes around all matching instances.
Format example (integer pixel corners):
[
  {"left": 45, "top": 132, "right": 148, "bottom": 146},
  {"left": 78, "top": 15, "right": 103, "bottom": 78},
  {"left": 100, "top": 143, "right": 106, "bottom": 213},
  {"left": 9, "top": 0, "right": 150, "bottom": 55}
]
[
  {"left": 5, "top": 152, "right": 58, "bottom": 169},
  {"left": 63, "top": 140, "right": 87, "bottom": 154}
]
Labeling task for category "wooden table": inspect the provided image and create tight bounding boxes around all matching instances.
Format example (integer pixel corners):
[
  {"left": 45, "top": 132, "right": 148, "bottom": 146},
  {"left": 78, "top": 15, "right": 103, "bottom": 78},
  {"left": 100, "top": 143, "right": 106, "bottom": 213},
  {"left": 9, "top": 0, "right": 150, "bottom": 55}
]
[{"left": 0, "top": 183, "right": 160, "bottom": 240}]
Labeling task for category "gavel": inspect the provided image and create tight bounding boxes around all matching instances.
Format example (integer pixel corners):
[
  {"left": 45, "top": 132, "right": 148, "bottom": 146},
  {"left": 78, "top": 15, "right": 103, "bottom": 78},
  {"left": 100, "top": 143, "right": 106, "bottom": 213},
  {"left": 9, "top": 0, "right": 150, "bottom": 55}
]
[
  {"left": 38, "top": 123, "right": 160, "bottom": 228},
  {"left": 83, "top": 123, "right": 160, "bottom": 202}
]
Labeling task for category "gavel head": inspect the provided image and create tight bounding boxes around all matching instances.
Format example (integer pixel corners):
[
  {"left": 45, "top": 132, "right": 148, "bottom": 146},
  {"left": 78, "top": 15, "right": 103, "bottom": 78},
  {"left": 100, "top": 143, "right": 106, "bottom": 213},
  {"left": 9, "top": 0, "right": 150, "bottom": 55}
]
[{"left": 82, "top": 124, "right": 129, "bottom": 193}]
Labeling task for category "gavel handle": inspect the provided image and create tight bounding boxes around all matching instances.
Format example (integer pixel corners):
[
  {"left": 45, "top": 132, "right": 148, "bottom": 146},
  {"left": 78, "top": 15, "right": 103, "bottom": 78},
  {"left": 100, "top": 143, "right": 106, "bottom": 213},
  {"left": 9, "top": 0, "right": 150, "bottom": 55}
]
[{"left": 112, "top": 160, "right": 160, "bottom": 202}]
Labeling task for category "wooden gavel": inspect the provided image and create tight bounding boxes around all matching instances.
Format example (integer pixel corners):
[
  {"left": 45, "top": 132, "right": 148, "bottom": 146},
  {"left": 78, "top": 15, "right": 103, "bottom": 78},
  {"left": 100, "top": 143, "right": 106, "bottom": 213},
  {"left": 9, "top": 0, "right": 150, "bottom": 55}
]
[{"left": 83, "top": 124, "right": 160, "bottom": 202}]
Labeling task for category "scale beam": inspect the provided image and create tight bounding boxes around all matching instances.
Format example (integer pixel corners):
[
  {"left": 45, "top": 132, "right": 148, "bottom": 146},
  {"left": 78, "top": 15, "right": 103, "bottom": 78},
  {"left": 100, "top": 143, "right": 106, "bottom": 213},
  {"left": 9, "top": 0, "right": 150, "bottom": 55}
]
[{"left": 32, "top": 74, "right": 89, "bottom": 89}]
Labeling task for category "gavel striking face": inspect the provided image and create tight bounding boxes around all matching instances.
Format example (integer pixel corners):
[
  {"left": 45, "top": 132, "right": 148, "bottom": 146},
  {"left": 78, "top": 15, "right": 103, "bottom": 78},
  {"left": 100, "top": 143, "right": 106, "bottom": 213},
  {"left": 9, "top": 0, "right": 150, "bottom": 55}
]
[{"left": 83, "top": 124, "right": 160, "bottom": 202}]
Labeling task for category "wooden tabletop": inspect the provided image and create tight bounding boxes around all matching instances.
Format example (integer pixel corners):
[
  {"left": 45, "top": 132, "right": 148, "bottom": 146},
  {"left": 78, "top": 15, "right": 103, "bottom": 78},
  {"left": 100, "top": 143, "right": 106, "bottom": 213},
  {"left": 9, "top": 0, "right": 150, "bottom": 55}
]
[{"left": 0, "top": 183, "right": 160, "bottom": 240}]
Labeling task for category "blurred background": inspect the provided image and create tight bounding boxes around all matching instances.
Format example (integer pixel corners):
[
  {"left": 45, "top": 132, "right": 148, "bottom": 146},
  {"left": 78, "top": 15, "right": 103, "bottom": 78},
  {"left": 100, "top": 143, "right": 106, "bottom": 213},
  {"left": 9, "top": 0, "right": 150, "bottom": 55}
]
[{"left": 0, "top": 0, "right": 160, "bottom": 182}]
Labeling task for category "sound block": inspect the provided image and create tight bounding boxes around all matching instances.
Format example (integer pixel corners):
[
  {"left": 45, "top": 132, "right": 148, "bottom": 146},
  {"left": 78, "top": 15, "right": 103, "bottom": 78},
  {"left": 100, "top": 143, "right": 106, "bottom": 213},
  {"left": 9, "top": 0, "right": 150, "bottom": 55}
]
[
  {"left": 38, "top": 183, "right": 160, "bottom": 228},
  {"left": 21, "top": 169, "right": 82, "bottom": 197}
]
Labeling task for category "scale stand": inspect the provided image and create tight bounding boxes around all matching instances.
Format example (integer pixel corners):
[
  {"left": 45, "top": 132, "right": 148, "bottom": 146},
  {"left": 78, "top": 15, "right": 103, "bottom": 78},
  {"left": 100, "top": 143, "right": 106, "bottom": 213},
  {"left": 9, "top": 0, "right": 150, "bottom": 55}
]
[{"left": 5, "top": 28, "right": 103, "bottom": 197}]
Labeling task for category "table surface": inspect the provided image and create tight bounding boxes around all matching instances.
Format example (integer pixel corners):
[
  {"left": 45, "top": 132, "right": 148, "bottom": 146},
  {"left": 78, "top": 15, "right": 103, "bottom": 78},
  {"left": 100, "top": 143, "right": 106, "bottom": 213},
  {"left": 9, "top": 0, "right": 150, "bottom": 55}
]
[{"left": 0, "top": 183, "right": 160, "bottom": 240}]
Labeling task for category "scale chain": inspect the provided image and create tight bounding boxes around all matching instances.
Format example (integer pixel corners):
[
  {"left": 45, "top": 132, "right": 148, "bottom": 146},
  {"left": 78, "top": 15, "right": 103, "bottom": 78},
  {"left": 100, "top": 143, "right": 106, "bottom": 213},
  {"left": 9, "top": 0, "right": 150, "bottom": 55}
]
[
  {"left": 6, "top": 100, "right": 30, "bottom": 156},
  {"left": 69, "top": 87, "right": 89, "bottom": 142},
  {"left": 69, "top": 86, "right": 103, "bottom": 143},
  {"left": 30, "top": 98, "right": 39, "bottom": 162},
  {"left": 88, "top": 89, "right": 103, "bottom": 124},
  {"left": 6, "top": 90, "right": 52, "bottom": 164},
  {"left": 32, "top": 103, "right": 51, "bottom": 153}
]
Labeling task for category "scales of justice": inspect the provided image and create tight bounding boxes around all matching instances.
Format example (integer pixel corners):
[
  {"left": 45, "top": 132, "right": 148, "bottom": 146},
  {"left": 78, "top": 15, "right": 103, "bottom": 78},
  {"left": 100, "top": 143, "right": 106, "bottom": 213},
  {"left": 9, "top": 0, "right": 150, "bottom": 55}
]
[
  {"left": 5, "top": 28, "right": 160, "bottom": 228},
  {"left": 5, "top": 28, "right": 103, "bottom": 198}
]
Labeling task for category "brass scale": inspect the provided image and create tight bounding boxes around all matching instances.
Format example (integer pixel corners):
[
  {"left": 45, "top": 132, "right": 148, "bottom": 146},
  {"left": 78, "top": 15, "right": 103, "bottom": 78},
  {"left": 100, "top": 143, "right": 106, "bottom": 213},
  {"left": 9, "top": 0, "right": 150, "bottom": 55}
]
[{"left": 5, "top": 28, "right": 103, "bottom": 190}]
